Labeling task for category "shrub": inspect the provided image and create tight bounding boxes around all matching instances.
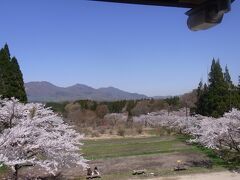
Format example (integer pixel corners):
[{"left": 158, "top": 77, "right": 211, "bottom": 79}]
[
  {"left": 136, "top": 125, "right": 143, "bottom": 134},
  {"left": 109, "top": 129, "right": 113, "bottom": 135},
  {"left": 91, "top": 131, "right": 100, "bottom": 137},
  {"left": 117, "top": 127, "right": 125, "bottom": 137},
  {"left": 98, "top": 127, "right": 106, "bottom": 134}
]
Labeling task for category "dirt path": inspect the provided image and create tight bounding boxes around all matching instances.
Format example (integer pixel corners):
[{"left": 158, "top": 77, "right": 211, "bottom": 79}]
[
  {"left": 144, "top": 171, "right": 240, "bottom": 180},
  {"left": 87, "top": 152, "right": 208, "bottom": 174}
]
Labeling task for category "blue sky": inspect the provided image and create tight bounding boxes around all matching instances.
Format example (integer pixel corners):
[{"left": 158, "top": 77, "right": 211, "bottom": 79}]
[{"left": 0, "top": 0, "right": 240, "bottom": 96}]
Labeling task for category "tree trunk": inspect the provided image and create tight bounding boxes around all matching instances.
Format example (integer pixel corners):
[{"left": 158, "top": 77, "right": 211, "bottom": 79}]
[
  {"left": 9, "top": 103, "right": 15, "bottom": 129},
  {"left": 14, "top": 164, "right": 20, "bottom": 180}
]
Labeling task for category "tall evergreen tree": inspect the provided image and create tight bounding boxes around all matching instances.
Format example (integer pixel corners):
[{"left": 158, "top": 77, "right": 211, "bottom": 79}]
[
  {"left": 224, "top": 65, "right": 233, "bottom": 87},
  {"left": 196, "top": 82, "right": 209, "bottom": 116},
  {"left": 0, "top": 46, "right": 12, "bottom": 97},
  {"left": 196, "top": 79, "right": 203, "bottom": 98},
  {"left": 208, "top": 59, "right": 225, "bottom": 88},
  {"left": 208, "top": 59, "right": 229, "bottom": 117},
  {"left": 238, "top": 76, "right": 240, "bottom": 89},
  {"left": 11, "top": 57, "right": 27, "bottom": 102},
  {"left": 195, "top": 80, "right": 203, "bottom": 114},
  {"left": 0, "top": 44, "right": 27, "bottom": 102},
  {"left": 0, "top": 50, "right": 4, "bottom": 95},
  {"left": 4, "top": 44, "right": 11, "bottom": 59},
  {"left": 196, "top": 59, "right": 232, "bottom": 117}
]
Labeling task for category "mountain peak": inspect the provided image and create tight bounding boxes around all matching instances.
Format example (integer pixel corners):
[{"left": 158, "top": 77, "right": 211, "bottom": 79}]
[{"left": 25, "top": 81, "right": 148, "bottom": 102}]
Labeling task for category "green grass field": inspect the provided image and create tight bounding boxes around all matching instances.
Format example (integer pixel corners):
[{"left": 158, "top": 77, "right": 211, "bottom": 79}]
[
  {"left": 81, "top": 135, "right": 226, "bottom": 179},
  {"left": 83, "top": 136, "right": 195, "bottom": 160}
]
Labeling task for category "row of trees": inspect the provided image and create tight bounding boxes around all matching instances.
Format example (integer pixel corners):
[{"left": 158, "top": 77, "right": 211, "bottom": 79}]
[
  {"left": 195, "top": 59, "right": 240, "bottom": 117},
  {"left": 135, "top": 108, "right": 240, "bottom": 160},
  {"left": 0, "top": 44, "right": 27, "bottom": 102},
  {"left": 47, "top": 98, "right": 181, "bottom": 118},
  {"left": 0, "top": 98, "right": 87, "bottom": 179}
]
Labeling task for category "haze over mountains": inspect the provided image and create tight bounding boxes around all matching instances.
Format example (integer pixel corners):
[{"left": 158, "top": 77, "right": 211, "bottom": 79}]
[{"left": 25, "top": 81, "right": 148, "bottom": 102}]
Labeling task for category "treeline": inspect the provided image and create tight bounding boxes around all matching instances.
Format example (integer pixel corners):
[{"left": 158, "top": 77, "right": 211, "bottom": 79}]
[
  {"left": 46, "top": 98, "right": 184, "bottom": 132},
  {"left": 0, "top": 44, "right": 27, "bottom": 102},
  {"left": 46, "top": 97, "right": 183, "bottom": 118},
  {"left": 194, "top": 59, "right": 240, "bottom": 117}
]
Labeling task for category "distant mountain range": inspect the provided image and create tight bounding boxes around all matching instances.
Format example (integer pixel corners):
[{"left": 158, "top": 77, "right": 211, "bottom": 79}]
[{"left": 25, "top": 81, "right": 148, "bottom": 102}]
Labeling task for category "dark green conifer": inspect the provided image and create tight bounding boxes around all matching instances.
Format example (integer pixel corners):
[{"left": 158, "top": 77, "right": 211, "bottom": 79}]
[
  {"left": 0, "top": 44, "right": 27, "bottom": 102},
  {"left": 195, "top": 59, "right": 235, "bottom": 117},
  {"left": 224, "top": 65, "right": 233, "bottom": 87},
  {"left": 0, "top": 47, "right": 12, "bottom": 98},
  {"left": 11, "top": 57, "right": 27, "bottom": 102}
]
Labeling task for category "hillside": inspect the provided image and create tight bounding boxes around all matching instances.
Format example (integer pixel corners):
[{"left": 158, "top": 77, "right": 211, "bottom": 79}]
[{"left": 25, "top": 81, "right": 148, "bottom": 102}]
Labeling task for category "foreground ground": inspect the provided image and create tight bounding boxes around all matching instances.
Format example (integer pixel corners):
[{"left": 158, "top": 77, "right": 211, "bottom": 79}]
[
  {"left": 0, "top": 134, "right": 236, "bottom": 179},
  {"left": 144, "top": 171, "right": 240, "bottom": 180},
  {"left": 67, "top": 135, "right": 228, "bottom": 180}
]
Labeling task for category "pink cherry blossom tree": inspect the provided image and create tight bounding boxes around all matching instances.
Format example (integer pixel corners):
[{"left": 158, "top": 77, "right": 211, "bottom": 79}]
[
  {"left": 0, "top": 98, "right": 88, "bottom": 180},
  {"left": 133, "top": 108, "right": 240, "bottom": 154}
]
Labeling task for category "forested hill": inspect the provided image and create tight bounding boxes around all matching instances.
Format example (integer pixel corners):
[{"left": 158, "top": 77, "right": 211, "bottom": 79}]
[{"left": 25, "top": 81, "right": 148, "bottom": 102}]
